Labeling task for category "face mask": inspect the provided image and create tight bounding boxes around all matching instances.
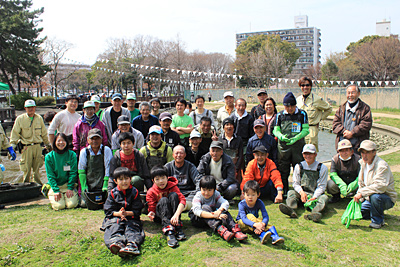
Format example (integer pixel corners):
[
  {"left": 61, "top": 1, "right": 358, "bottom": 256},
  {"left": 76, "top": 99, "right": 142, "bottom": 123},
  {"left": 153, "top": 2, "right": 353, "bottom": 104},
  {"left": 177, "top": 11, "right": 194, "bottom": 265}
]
[
  {"left": 184, "top": 109, "right": 189, "bottom": 115},
  {"left": 339, "top": 155, "right": 352, "bottom": 161}
]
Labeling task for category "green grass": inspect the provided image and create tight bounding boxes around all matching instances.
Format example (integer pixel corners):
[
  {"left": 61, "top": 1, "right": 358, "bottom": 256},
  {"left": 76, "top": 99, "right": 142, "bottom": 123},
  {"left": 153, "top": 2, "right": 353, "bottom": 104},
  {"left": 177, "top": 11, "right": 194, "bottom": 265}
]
[
  {"left": 381, "top": 151, "right": 400, "bottom": 166},
  {"left": 372, "top": 108, "right": 400, "bottom": 115},
  {"left": 1, "top": 175, "right": 400, "bottom": 267},
  {"left": 374, "top": 117, "right": 400, "bottom": 128}
]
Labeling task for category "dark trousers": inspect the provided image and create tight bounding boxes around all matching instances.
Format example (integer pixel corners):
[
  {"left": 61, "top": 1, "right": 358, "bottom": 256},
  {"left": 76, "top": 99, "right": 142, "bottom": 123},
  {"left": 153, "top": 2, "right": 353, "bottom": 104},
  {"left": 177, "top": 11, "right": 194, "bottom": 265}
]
[
  {"left": 104, "top": 218, "right": 145, "bottom": 248},
  {"left": 155, "top": 192, "right": 182, "bottom": 228},
  {"left": 188, "top": 204, "right": 236, "bottom": 231},
  {"left": 260, "top": 179, "right": 278, "bottom": 201}
]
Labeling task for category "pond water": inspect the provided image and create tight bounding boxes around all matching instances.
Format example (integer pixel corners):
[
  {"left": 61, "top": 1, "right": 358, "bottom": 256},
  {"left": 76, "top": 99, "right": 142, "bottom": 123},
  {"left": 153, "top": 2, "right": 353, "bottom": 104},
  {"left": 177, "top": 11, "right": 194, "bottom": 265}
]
[{"left": 317, "top": 130, "right": 337, "bottom": 162}]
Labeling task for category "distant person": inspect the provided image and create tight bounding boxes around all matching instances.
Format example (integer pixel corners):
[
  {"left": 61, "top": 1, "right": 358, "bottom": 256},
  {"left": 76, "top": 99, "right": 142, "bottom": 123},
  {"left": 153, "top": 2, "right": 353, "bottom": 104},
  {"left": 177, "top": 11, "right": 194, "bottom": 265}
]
[
  {"left": 126, "top": 93, "right": 140, "bottom": 120},
  {"left": 159, "top": 112, "right": 180, "bottom": 149},
  {"left": 150, "top": 98, "right": 161, "bottom": 119},
  {"left": 190, "top": 92, "right": 195, "bottom": 103},
  {"left": 0, "top": 123, "right": 17, "bottom": 192},
  {"left": 43, "top": 110, "right": 57, "bottom": 125},
  {"left": 217, "top": 91, "right": 235, "bottom": 133},
  {"left": 185, "top": 102, "right": 192, "bottom": 115},
  {"left": 91, "top": 95, "right": 104, "bottom": 120},
  {"left": 48, "top": 94, "right": 80, "bottom": 148},
  {"left": 190, "top": 95, "right": 215, "bottom": 126},
  {"left": 131, "top": 102, "right": 159, "bottom": 139},
  {"left": 354, "top": 140, "right": 397, "bottom": 229},
  {"left": 10, "top": 99, "right": 50, "bottom": 184},
  {"left": 111, "top": 115, "right": 144, "bottom": 153},
  {"left": 230, "top": 98, "right": 254, "bottom": 149},
  {"left": 102, "top": 93, "right": 131, "bottom": 145},
  {"left": 250, "top": 89, "right": 268, "bottom": 120},
  {"left": 296, "top": 76, "right": 332, "bottom": 151},
  {"left": 332, "top": 84, "right": 372, "bottom": 153},
  {"left": 73, "top": 101, "right": 108, "bottom": 156},
  {"left": 208, "top": 91, "right": 212, "bottom": 102},
  {"left": 171, "top": 99, "right": 194, "bottom": 147},
  {"left": 45, "top": 133, "right": 78, "bottom": 210},
  {"left": 102, "top": 167, "right": 144, "bottom": 257}
]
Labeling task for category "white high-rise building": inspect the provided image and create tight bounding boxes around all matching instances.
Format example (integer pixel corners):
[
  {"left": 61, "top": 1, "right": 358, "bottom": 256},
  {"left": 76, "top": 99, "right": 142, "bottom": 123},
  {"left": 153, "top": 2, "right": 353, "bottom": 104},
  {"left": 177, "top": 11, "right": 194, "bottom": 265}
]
[{"left": 376, "top": 19, "right": 391, "bottom": 37}]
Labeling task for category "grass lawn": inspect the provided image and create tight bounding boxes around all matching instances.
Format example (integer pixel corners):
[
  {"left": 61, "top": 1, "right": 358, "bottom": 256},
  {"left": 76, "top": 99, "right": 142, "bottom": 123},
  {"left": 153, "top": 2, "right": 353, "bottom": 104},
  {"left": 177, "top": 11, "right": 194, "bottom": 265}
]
[
  {"left": 374, "top": 117, "right": 400, "bottom": 129},
  {"left": 1, "top": 173, "right": 400, "bottom": 267}
]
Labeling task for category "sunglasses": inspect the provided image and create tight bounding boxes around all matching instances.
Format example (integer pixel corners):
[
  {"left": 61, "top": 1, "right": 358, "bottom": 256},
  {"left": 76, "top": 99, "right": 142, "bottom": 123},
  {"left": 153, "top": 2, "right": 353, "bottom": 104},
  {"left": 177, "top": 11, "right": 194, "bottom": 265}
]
[{"left": 300, "top": 84, "right": 311, "bottom": 87}]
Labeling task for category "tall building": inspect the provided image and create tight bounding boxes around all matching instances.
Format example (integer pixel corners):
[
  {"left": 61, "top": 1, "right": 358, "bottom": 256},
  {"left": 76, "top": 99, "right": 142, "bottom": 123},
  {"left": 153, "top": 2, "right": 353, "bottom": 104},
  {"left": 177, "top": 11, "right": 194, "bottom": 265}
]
[
  {"left": 236, "top": 15, "right": 321, "bottom": 77},
  {"left": 376, "top": 19, "right": 391, "bottom": 36}
]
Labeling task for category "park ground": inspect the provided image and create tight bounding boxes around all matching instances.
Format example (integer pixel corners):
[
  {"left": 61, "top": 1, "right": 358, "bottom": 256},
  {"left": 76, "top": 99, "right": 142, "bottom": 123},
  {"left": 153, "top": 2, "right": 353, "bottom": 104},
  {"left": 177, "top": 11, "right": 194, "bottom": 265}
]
[{"left": 1, "top": 103, "right": 400, "bottom": 266}]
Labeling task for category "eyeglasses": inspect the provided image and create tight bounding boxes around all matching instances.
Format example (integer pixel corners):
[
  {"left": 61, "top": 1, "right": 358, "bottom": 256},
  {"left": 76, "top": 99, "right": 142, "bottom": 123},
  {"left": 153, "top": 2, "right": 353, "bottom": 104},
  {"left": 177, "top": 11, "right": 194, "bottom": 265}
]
[{"left": 300, "top": 84, "right": 311, "bottom": 87}]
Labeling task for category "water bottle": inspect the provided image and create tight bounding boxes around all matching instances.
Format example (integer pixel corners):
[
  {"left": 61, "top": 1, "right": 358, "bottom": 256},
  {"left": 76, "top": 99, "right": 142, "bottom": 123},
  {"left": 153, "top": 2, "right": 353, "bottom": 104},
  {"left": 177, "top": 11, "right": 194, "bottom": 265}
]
[{"left": 0, "top": 164, "right": 5, "bottom": 172}]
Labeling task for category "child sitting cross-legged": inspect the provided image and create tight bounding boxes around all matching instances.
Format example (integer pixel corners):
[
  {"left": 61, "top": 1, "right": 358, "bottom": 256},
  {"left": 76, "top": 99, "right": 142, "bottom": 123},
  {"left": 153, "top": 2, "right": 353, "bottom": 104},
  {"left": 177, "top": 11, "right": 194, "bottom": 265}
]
[
  {"left": 146, "top": 165, "right": 187, "bottom": 248},
  {"left": 102, "top": 167, "right": 145, "bottom": 257},
  {"left": 237, "top": 180, "right": 284, "bottom": 245},
  {"left": 189, "top": 175, "right": 247, "bottom": 242}
]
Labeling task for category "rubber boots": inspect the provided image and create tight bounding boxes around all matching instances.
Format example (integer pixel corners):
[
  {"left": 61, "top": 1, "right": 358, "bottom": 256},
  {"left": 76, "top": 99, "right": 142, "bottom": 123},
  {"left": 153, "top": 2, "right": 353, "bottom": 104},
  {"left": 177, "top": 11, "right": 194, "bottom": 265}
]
[
  {"left": 231, "top": 224, "right": 248, "bottom": 241},
  {"left": 217, "top": 225, "right": 234, "bottom": 242},
  {"left": 267, "top": 226, "right": 284, "bottom": 245},
  {"left": 259, "top": 231, "right": 272, "bottom": 244}
]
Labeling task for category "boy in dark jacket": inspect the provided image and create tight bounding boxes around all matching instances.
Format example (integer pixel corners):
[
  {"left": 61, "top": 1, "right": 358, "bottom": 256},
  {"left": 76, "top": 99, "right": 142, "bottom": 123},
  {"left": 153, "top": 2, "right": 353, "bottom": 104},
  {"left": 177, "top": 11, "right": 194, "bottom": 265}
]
[
  {"left": 103, "top": 167, "right": 145, "bottom": 257},
  {"left": 146, "top": 166, "right": 186, "bottom": 248}
]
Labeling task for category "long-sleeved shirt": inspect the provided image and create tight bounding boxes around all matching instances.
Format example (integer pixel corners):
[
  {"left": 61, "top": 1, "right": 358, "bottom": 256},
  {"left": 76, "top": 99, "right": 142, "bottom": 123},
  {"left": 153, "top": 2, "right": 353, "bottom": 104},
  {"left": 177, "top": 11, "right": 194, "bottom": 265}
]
[
  {"left": 241, "top": 158, "right": 282, "bottom": 191},
  {"left": 191, "top": 190, "right": 229, "bottom": 217},
  {"left": 189, "top": 109, "right": 215, "bottom": 126},
  {"left": 236, "top": 199, "right": 269, "bottom": 227},
  {"left": 10, "top": 113, "right": 50, "bottom": 146},
  {"left": 48, "top": 109, "right": 81, "bottom": 136},
  {"left": 296, "top": 93, "right": 332, "bottom": 126},
  {"left": 111, "top": 127, "right": 145, "bottom": 151},
  {"left": 72, "top": 115, "right": 108, "bottom": 154},
  {"left": 246, "top": 133, "right": 278, "bottom": 165},
  {"left": 292, "top": 160, "right": 328, "bottom": 199},
  {"left": 164, "top": 160, "right": 201, "bottom": 197},
  {"left": 45, "top": 150, "right": 77, "bottom": 193}
]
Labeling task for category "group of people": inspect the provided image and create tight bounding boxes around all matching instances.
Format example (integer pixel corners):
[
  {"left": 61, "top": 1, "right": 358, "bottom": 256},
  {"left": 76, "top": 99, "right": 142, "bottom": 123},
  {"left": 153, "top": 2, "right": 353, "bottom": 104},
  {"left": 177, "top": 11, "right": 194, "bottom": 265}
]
[{"left": 2, "top": 76, "right": 396, "bottom": 256}]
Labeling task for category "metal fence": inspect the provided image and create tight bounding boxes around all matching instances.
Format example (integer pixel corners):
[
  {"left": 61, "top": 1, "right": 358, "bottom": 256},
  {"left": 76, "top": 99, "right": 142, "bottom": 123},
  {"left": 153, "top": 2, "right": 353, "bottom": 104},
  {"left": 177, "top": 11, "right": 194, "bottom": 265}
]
[{"left": 187, "top": 87, "right": 400, "bottom": 109}]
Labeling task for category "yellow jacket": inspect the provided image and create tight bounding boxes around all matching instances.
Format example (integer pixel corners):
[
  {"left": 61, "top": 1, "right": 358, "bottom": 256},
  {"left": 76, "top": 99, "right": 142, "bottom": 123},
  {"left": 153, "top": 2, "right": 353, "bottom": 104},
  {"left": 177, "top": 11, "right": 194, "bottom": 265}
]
[
  {"left": 296, "top": 93, "right": 332, "bottom": 126},
  {"left": 10, "top": 113, "right": 50, "bottom": 146}
]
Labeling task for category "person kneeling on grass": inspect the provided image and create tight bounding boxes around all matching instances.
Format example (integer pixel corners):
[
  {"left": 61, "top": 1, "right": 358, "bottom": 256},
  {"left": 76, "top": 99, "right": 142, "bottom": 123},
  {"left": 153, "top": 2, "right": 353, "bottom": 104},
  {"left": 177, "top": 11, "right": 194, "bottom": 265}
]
[
  {"left": 146, "top": 166, "right": 187, "bottom": 248},
  {"left": 189, "top": 175, "right": 247, "bottom": 242},
  {"left": 237, "top": 180, "right": 284, "bottom": 245},
  {"left": 102, "top": 167, "right": 145, "bottom": 257}
]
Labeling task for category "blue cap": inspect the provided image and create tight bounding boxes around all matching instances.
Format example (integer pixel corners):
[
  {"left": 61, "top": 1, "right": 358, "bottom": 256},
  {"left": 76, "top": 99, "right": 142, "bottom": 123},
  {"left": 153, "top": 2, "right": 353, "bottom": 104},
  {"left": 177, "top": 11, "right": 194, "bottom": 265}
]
[
  {"left": 149, "top": 125, "right": 163, "bottom": 135},
  {"left": 112, "top": 93, "right": 123, "bottom": 100}
]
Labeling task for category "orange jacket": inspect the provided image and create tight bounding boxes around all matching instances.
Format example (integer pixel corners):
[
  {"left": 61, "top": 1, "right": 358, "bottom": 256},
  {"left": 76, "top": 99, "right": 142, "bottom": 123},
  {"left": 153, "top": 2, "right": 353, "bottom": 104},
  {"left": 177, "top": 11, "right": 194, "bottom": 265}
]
[{"left": 241, "top": 158, "right": 283, "bottom": 191}]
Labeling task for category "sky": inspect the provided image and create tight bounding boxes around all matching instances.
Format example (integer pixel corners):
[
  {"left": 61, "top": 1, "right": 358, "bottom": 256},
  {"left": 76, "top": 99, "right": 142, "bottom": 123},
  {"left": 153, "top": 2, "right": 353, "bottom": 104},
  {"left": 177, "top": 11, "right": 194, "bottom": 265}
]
[{"left": 31, "top": 0, "right": 399, "bottom": 66}]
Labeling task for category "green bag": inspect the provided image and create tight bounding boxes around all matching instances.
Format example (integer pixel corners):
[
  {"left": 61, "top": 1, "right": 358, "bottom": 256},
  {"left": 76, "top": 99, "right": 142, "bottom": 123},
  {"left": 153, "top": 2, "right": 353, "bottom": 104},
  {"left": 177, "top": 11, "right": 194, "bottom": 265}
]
[
  {"left": 341, "top": 199, "right": 362, "bottom": 228},
  {"left": 304, "top": 195, "right": 318, "bottom": 210}
]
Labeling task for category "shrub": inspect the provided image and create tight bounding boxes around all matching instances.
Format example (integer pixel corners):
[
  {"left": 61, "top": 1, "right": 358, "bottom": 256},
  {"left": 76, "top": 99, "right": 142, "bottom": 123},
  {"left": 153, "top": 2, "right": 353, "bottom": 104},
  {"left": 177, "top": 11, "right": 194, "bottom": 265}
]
[
  {"left": 34, "top": 96, "right": 55, "bottom": 106},
  {"left": 8, "top": 92, "right": 32, "bottom": 110}
]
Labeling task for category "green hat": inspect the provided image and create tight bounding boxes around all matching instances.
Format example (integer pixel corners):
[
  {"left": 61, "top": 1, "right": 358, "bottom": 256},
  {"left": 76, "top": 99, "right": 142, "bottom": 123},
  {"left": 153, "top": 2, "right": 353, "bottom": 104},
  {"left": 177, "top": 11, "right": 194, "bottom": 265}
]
[
  {"left": 90, "top": 95, "right": 101, "bottom": 103},
  {"left": 83, "top": 101, "right": 95, "bottom": 109},
  {"left": 24, "top": 99, "right": 36, "bottom": 108},
  {"left": 126, "top": 93, "right": 136, "bottom": 100}
]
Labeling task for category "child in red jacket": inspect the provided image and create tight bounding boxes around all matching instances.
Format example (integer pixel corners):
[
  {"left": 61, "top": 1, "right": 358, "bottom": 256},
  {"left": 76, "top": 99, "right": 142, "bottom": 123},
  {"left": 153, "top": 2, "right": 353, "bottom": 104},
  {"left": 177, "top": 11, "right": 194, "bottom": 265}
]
[{"left": 146, "top": 165, "right": 186, "bottom": 248}]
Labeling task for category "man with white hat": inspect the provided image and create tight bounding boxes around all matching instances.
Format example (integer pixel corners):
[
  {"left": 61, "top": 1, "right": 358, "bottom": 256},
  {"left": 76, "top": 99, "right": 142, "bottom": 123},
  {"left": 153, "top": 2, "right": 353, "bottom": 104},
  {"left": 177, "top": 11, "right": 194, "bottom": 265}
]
[
  {"left": 91, "top": 95, "right": 104, "bottom": 120},
  {"left": 73, "top": 101, "right": 108, "bottom": 155},
  {"left": 354, "top": 140, "right": 397, "bottom": 229},
  {"left": 10, "top": 99, "right": 51, "bottom": 184},
  {"left": 327, "top": 139, "right": 361, "bottom": 203},
  {"left": 185, "top": 130, "right": 207, "bottom": 167},
  {"left": 279, "top": 144, "right": 328, "bottom": 223},
  {"left": 126, "top": 93, "right": 140, "bottom": 120},
  {"left": 216, "top": 91, "right": 236, "bottom": 133}
]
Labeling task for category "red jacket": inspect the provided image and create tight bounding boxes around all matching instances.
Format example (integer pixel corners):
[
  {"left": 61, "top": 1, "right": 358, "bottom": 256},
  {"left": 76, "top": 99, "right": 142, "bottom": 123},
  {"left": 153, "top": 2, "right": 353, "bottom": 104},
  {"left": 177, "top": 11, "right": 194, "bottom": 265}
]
[
  {"left": 146, "top": 176, "right": 186, "bottom": 214},
  {"left": 241, "top": 158, "right": 283, "bottom": 191}
]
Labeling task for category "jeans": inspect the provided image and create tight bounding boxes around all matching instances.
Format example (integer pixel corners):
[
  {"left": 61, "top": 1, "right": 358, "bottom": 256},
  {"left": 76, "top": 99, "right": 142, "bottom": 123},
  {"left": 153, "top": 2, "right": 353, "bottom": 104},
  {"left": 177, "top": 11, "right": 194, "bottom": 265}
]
[
  {"left": 260, "top": 180, "right": 277, "bottom": 201},
  {"left": 361, "top": 193, "right": 394, "bottom": 224}
]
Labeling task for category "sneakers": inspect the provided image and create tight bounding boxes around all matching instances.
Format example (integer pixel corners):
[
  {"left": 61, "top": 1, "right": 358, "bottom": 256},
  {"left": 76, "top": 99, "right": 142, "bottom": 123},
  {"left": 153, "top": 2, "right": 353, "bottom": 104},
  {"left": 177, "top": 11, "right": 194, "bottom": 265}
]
[
  {"left": 304, "top": 212, "right": 322, "bottom": 223},
  {"left": 217, "top": 225, "right": 234, "bottom": 242},
  {"left": 232, "top": 224, "right": 248, "bottom": 241},
  {"left": 175, "top": 228, "right": 186, "bottom": 241},
  {"left": 259, "top": 231, "right": 272, "bottom": 244},
  {"left": 119, "top": 242, "right": 140, "bottom": 257},
  {"left": 109, "top": 242, "right": 125, "bottom": 255},
  {"left": 279, "top": 204, "right": 298, "bottom": 218},
  {"left": 167, "top": 232, "right": 179, "bottom": 248},
  {"left": 369, "top": 222, "right": 384, "bottom": 229}
]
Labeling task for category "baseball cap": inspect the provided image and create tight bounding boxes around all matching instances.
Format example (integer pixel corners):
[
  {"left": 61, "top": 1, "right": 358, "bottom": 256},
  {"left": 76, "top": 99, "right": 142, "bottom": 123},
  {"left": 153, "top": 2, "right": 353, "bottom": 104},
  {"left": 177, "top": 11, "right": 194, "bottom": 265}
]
[
  {"left": 257, "top": 89, "right": 268, "bottom": 96},
  {"left": 126, "top": 93, "right": 136, "bottom": 100},
  {"left": 210, "top": 140, "right": 223, "bottom": 150},
  {"left": 117, "top": 115, "right": 131, "bottom": 125},
  {"left": 83, "top": 101, "right": 95, "bottom": 109},
  {"left": 223, "top": 91, "right": 234, "bottom": 98},
  {"left": 253, "top": 145, "right": 269, "bottom": 154},
  {"left": 149, "top": 125, "right": 163, "bottom": 135},
  {"left": 302, "top": 144, "right": 317, "bottom": 154},
  {"left": 190, "top": 130, "right": 202, "bottom": 139},
  {"left": 337, "top": 139, "right": 353, "bottom": 151},
  {"left": 91, "top": 95, "right": 101, "bottom": 103},
  {"left": 253, "top": 119, "right": 265, "bottom": 128},
  {"left": 112, "top": 93, "right": 123, "bottom": 100},
  {"left": 88, "top": 128, "right": 103, "bottom": 139},
  {"left": 159, "top": 112, "right": 172, "bottom": 121},
  {"left": 358, "top": 140, "right": 377, "bottom": 152},
  {"left": 24, "top": 99, "right": 36, "bottom": 108}
]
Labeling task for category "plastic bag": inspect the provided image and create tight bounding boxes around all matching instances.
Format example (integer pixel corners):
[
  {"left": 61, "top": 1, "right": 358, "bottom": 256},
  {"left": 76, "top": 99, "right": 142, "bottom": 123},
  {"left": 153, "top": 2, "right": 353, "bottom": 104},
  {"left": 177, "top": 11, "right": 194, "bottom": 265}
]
[{"left": 341, "top": 199, "right": 362, "bottom": 228}]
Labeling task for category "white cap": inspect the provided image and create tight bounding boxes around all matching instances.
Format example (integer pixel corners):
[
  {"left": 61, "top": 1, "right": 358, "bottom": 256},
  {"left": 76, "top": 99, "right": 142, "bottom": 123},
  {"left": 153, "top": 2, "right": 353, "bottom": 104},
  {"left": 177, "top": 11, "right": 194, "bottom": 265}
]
[
  {"left": 190, "top": 130, "right": 201, "bottom": 139},
  {"left": 91, "top": 95, "right": 101, "bottom": 103},
  {"left": 83, "top": 101, "right": 95, "bottom": 109},
  {"left": 127, "top": 93, "right": 136, "bottom": 100},
  {"left": 223, "top": 91, "right": 234, "bottom": 98},
  {"left": 302, "top": 144, "right": 317, "bottom": 154},
  {"left": 24, "top": 99, "right": 36, "bottom": 108}
]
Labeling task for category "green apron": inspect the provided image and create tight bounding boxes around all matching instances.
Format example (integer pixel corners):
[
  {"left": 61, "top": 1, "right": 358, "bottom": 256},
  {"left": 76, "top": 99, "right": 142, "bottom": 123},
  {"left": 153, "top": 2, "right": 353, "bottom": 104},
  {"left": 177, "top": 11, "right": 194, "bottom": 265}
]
[{"left": 86, "top": 146, "right": 105, "bottom": 192}]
